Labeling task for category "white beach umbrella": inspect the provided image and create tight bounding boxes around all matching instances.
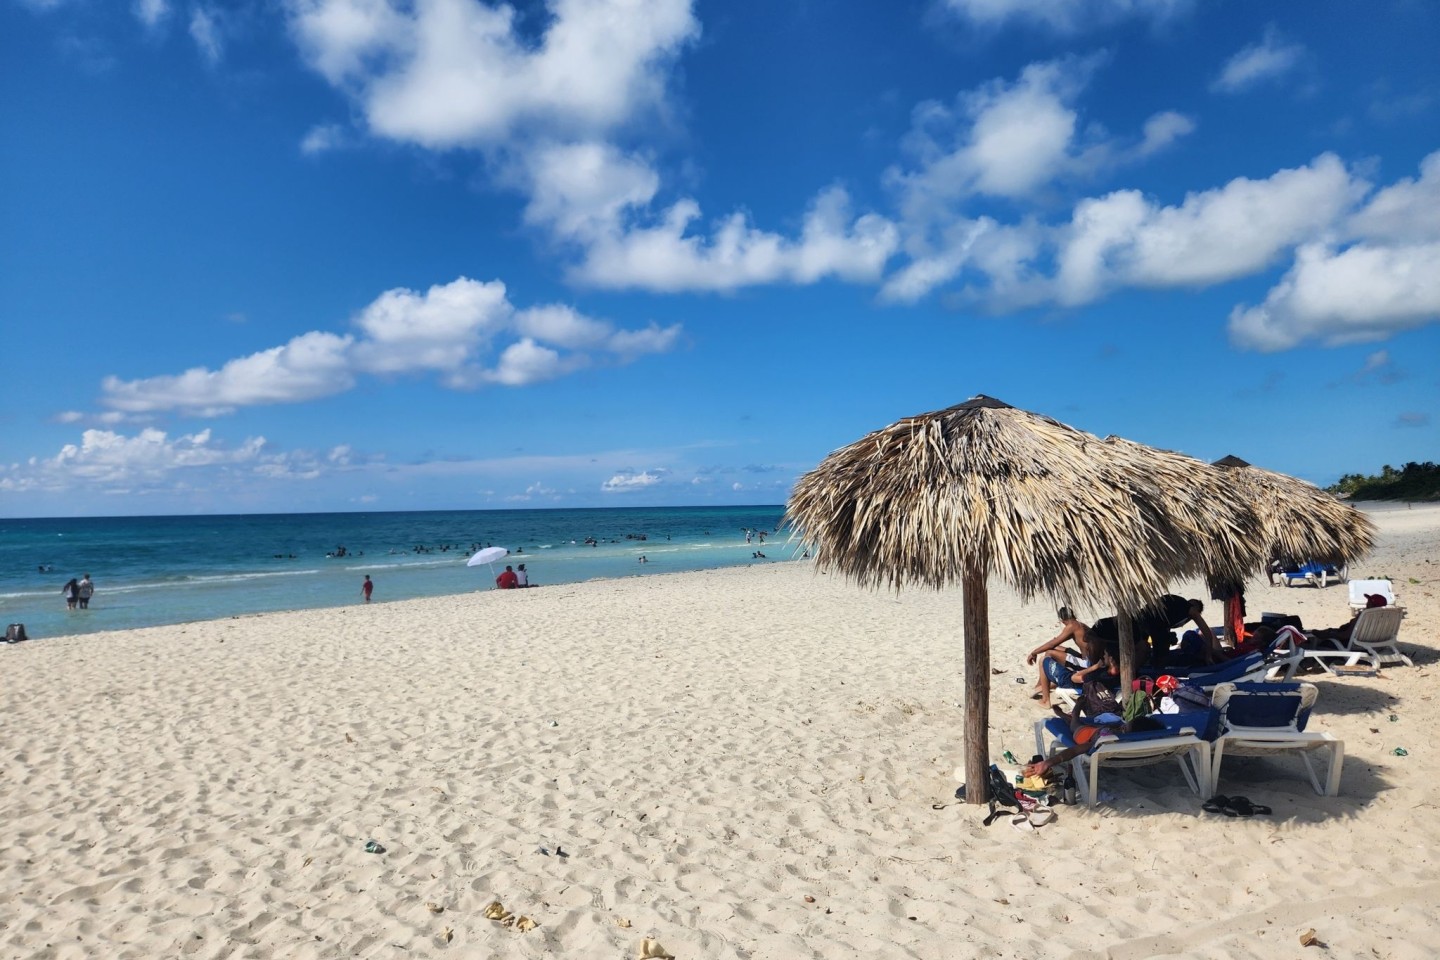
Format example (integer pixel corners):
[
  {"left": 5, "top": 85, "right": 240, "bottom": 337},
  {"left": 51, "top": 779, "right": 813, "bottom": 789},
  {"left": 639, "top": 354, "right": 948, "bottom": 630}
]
[{"left": 466, "top": 546, "right": 509, "bottom": 576}]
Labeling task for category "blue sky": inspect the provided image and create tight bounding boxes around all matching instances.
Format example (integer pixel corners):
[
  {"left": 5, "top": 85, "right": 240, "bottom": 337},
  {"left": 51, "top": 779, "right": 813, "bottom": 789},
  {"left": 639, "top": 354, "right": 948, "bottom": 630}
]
[{"left": 2, "top": 0, "right": 1437, "bottom": 518}]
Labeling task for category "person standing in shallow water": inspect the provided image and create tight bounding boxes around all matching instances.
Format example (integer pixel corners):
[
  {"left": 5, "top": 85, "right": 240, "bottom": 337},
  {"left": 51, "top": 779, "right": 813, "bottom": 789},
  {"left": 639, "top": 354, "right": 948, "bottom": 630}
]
[
  {"left": 361, "top": 575, "right": 373, "bottom": 602},
  {"left": 62, "top": 578, "right": 79, "bottom": 610},
  {"left": 77, "top": 573, "right": 94, "bottom": 609}
]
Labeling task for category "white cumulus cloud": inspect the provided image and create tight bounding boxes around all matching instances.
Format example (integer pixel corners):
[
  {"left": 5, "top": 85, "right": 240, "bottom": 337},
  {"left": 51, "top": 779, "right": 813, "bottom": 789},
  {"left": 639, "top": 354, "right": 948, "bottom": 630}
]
[
  {"left": 100, "top": 277, "right": 680, "bottom": 413},
  {"left": 1054, "top": 153, "right": 1363, "bottom": 304},
  {"left": 103, "top": 331, "right": 357, "bottom": 414},
  {"left": 1348, "top": 150, "right": 1440, "bottom": 244},
  {"left": 565, "top": 186, "right": 898, "bottom": 292},
  {"left": 1135, "top": 111, "right": 1197, "bottom": 158},
  {"left": 47, "top": 428, "right": 266, "bottom": 484},
  {"left": 886, "top": 57, "right": 1195, "bottom": 280},
  {"left": 602, "top": 469, "right": 663, "bottom": 492},
  {"left": 522, "top": 141, "right": 662, "bottom": 241},
  {"left": 517, "top": 141, "right": 897, "bottom": 292},
  {"left": 1228, "top": 151, "right": 1440, "bottom": 351},
  {"left": 287, "top": 0, "right": 700, "bottom": 149},
  {"left": 891, "top": 57, "right": 1099, "bottom": 209},
  {"left": 1228, "top": 242, "right": 1440, "bottom": 351},
  {"left": 287, "top": 7, "right": 889, "bottom": 297},
  {"left": 1212, "top": 26, "right": 1305, "bottom": 94},
  {"left": 882, "top": 153, "right": 1376, "bottom": 311},
  {"left": 350, "top": 277, "right": 513, "bottom": 378},
  {"left": 482, "top": 338, "right": 574, "bottom": 386}
]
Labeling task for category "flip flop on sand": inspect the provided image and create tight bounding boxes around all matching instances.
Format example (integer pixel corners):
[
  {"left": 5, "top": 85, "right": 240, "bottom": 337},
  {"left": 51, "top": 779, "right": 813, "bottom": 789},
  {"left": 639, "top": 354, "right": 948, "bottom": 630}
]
[
  {"left": 1027, "top": 807, "right": 1056, "bottom": 827},
  {"left": 1226, "top": 797, "right": 1272, "bottom": 817},
  {"left": 1202, "top": 795, "right": 1234, "bottom": 816}
]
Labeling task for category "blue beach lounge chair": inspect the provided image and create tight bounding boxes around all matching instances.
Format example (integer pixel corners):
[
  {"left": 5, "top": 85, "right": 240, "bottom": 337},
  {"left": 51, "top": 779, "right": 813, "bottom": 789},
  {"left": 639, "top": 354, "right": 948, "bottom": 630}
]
[
  {"left": 1279, "top": 561, "right": 1342, "bottom": 588},
  {"left": 1138, "top": 627, "right": 1305, "bottom": 688},
  {"left": 1209, "top": 682, "right": 1344, "bottom": 797},
  {"left": 1033, "top": 711, "right": 1216, "bottom": 808}
]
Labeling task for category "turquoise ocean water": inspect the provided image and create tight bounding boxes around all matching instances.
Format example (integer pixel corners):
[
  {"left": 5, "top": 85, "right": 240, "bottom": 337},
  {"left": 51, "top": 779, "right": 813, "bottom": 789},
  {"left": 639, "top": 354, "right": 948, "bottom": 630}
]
[{"left": 0, "top": 506, "right": 789, "bottom": 641}]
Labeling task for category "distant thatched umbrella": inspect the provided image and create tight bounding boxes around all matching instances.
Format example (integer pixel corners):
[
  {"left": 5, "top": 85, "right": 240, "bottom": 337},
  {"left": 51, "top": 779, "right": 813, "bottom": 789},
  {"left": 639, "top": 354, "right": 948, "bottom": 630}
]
[
  {"left": 1211, "top": 455, "right": 1375, "bottom": 569},
  {"left": 785, "top": 396, "right": 1266, "bottom": 804}
]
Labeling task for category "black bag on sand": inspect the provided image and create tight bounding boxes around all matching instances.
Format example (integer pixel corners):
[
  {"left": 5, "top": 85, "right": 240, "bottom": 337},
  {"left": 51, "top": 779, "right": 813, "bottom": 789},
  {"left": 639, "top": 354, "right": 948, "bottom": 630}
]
[
  {"left": 982, "top": 763, "right": 1024, "bottom": 825},
  {"left": 5, "top": 623, "right": 28, "bottom": 643},
  {"left": 956, "top": 764, "right": 1030, "bottom": 825}
]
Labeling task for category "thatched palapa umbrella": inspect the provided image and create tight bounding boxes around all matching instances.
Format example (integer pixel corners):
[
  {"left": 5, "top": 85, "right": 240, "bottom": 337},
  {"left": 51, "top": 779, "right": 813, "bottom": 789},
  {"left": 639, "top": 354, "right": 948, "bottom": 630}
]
[
  {"left": 1211, "top": 455, "right": 1375, "bottom": 570},
  {"left": 1099, "top": 436, "right": 1268, "bottom": 678},
  {"left": 785, "top": 396, "right": 1266, "bottom": 804}
]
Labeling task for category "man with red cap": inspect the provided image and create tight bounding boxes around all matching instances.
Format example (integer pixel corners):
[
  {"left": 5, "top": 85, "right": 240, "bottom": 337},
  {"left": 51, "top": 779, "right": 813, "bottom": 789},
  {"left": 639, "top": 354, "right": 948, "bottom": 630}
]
[{"left": 1312, "top": 593, "right": 1386, "bottom": 644}]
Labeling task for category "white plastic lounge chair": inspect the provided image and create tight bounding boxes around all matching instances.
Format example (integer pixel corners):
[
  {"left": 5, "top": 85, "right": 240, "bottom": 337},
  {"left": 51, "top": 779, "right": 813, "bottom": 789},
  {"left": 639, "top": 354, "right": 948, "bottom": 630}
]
[
  {"left": 1033, "top": 714, "right": 1212, "bottom": 808},
  {"left": 1344, "top": 606, "right": 1411, "bottom": 667},
  {"left": 1209, "top": 682, "right": 1344, "bottom": 797},
  {"left": 1348, "top": 578, "right": 1400, "bottom": 613},
  {"left": 1302, "top": 606, "right": 1410, "bottom": 672}
]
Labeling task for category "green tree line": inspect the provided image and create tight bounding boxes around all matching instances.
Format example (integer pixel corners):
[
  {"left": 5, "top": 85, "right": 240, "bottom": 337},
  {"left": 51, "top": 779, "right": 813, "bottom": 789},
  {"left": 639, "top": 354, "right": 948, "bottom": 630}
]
[{"left": 1326, "top": 461, "right": 1440, "bottom": 501}]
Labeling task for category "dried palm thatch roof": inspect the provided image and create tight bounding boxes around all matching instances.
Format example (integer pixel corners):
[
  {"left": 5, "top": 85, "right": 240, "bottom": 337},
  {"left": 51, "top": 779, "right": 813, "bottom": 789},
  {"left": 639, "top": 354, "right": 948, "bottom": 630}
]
[
  {"left": 1099, "top": 435, "right": 1261, "bottom": 592},
  {"left": 786, "top": 396, "right": 1264, "bottom": 611},
  {"left": 1212, "top": 455, "right": 1375, "bottom": 567},
  {"left": 785, "top": 395, "right": 1276, "bottom": 806}
]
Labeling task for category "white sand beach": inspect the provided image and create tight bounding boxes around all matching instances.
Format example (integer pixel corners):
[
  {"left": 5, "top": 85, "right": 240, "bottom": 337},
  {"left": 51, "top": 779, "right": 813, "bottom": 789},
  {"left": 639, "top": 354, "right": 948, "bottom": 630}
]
[{"left": 4, "top": 503, "right": 1438, "bottom": 959}]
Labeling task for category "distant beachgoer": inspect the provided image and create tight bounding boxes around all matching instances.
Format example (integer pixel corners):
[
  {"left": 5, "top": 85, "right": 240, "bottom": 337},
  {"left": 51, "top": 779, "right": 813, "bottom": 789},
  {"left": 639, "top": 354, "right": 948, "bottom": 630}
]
[
  {"left": 1267, "top": 557, "right": 1290, "bottom": 587},
  {"left": 516, "top": 564, "right": 531, "bottom": 587},
  {"left": 361, "top": 575, "right": 373, "bottom": 602},
  {"left": 62, "top": 578, "right": 79, "bottom": 610},
  {"left": 77, "top": 574, "right": 94, "bottom": 609},
  {"left": 496, "top": 565, "right": 519, "bottom": 589},
  {"left": 638, "top": 555, "right": 648, "bottom": 564}
]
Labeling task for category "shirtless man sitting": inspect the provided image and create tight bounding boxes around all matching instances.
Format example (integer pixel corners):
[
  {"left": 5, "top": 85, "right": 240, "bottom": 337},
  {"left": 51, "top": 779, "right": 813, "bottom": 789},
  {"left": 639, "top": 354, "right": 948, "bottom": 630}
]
[{"left": 1026, "top": 607, "right": 1096, "bottom": 708}]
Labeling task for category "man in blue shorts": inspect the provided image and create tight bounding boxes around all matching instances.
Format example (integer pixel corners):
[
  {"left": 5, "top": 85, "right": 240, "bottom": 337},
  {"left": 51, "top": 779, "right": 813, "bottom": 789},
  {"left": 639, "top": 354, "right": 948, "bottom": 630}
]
[{"left": 1027, "top": 607, "right": 1094, "bottom": 708}]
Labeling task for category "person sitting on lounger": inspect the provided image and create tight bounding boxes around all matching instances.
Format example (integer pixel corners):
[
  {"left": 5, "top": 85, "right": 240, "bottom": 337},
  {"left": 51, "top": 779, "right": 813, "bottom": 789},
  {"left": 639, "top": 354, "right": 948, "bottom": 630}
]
[
  {"left": 1026, "top": 607, "right": 1095, "bottom": 708},
  {"left": 1021, "top": 691, "right": 1166, "bottom": 779},
  {"left": 1310, "top": 593, "right": 1386, "bottom": 644},
  {"left": 1061, "top": 654, "right": 1126, "bottom": 720},
  {"left": 1214, "top": 622, "right": 1300, "bottom": 660}
]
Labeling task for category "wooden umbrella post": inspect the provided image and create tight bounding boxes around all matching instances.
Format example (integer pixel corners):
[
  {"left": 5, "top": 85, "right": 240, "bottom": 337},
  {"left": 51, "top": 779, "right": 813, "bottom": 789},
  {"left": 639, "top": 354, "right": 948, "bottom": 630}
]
[
  {"left": 961, "top": 563, "right": 990, "bottom": 804},
  {"left": 1117, "top": 610, "right": 1136, "bottom": 696}
]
